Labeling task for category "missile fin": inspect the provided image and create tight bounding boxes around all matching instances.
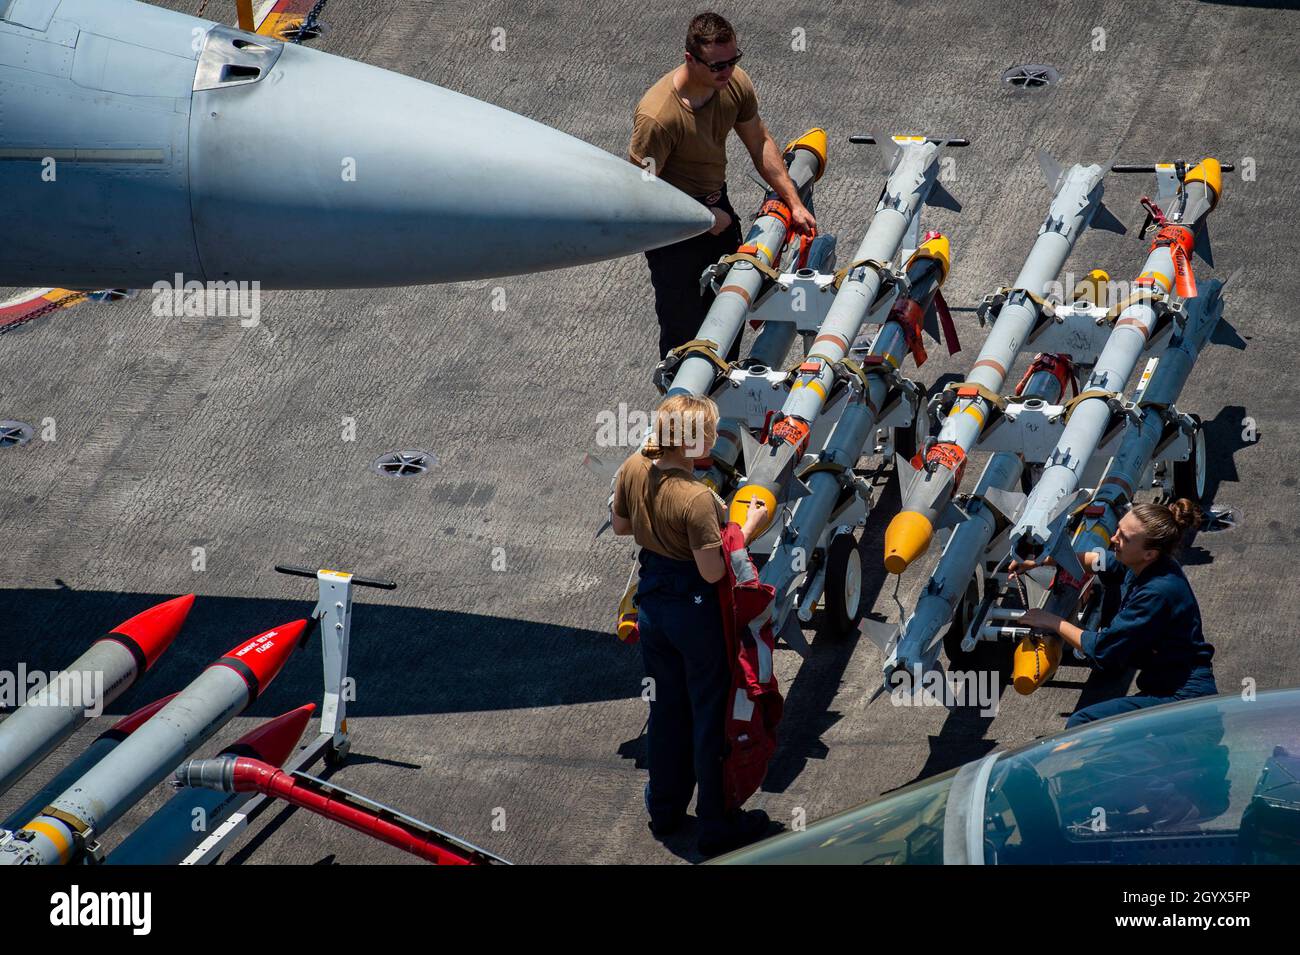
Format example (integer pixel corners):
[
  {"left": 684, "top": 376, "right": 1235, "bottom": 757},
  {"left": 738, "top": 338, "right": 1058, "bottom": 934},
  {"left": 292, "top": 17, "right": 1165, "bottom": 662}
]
[
  {"left": 861, "top": 618, "right": 901, "bottom": 656},
  {"left": 1090, "top": 200, "right": 1127, "bottom": 235},
  {"left": 982, "top": 486, "right": 1027, "bottom": 525},
  {"left": 738, "top": 428, "right": 764, "bottom": 474},
  {"left": 1037, "top": 150, "right": 1064, "bottom": 192},
  {"left": 926, "top": 179, "right": 962, "bottom": 213},
  {"left": 1193, "top": 220, "right": 1215, "bottom": 266},
  {"left": 894, "top": 452, "right": 925, "bottom": 500},
  {"left": 778, "top": 612, "right": 811, "bottom": 657},
  {"left": 937, "top": 499, "right": 968, "bottom": 530}
]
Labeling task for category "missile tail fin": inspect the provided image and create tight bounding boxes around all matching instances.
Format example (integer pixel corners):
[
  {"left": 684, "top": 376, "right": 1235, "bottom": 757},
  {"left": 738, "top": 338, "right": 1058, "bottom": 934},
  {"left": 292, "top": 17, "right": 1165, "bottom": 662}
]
[
  {"left": 927, "top": 179, "right": 962, "bottom": 213},
  {"left": 1037, "top": 150, "right": 1064, "bottom": 192},
  {"left": 1091, "top": 200, "right": 1127, "bottom": 235}
]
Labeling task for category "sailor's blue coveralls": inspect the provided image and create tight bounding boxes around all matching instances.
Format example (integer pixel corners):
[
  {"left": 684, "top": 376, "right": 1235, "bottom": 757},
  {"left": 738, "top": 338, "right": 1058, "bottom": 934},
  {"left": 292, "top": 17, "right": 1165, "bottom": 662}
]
[
  {"left": 1067, "top": 555, "right": 1217, "bottom": 728},
  {"left": 635, "top": 548, "right": 731, "bottom": 839}
]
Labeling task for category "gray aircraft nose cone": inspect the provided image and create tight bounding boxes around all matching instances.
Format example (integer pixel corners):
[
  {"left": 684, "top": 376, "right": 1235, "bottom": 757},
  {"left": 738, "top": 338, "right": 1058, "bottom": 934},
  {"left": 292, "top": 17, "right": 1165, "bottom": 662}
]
[{"left": 189, "top": 43, "right": 712, "bottom": 287}]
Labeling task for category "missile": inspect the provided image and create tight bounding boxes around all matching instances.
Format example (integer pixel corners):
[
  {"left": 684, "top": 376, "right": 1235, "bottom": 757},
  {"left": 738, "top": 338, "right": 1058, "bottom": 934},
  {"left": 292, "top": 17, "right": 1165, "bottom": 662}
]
[
  {"left": 1013, "top": 272, "right": 1228, "bottom": 693},
  {"left": 0, "top": 0, "right": 712, "bottom": 290},
  {"left": 105, "top": 703, "right": 315, "bottom": 865},
  {"left": 0, "top": 694, "right": 176, "bottom": 833},
  {"left": 869, "top": 354, "right": 1078, "bottom": 678},
  {"left": 734, "top": 233, "right": 952, "bottom": 530},
  {"left": 662, "top": 129, "right": 828, "bottom": 398},
  {"left": 884, "top": 161, "right": 1110, "bottom": 573},
  {"left": 0, "top": 619, "right": 306, "bottom": 865},
  {"left": 731, "top": 138, "right": 949, "bottom": 536},
  {"left": 0, "top": 593, "right": 193, "bottom": 800},
  {"left": 1009, "top": 160, "right": 1222, "bottom": 553}
]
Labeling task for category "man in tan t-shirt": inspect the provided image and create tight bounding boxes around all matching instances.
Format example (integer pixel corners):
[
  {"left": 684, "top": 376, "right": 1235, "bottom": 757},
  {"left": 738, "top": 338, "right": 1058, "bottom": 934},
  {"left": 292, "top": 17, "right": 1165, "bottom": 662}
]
[{"left": 629, "top": 12, "right": 816, "bottom": 359}]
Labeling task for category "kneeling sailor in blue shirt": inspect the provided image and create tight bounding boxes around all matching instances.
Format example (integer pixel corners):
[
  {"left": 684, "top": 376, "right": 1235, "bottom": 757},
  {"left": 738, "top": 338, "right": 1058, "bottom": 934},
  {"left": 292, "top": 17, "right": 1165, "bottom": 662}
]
[{"left": 1012, "top": 498, "right": 1216, "bottom": 728}]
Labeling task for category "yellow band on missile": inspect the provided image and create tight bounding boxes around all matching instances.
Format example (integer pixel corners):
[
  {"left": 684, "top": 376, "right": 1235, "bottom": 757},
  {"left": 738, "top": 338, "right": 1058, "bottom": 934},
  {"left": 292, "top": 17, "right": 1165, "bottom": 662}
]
[
  {"left": 729, "top": 484, "right": 777, "bottom": 533},
  {"left": 906, "top": 233, "right": 951, "bottom": 282},
  {"left": 1183, "top": 158, "right": 1223, "bottom": 210},
  {"left": 784, "top": 128, "right": 828, "bottom": 181},
  {"left": 754, "top": 243, "right": 774, "bottom": 263},
  {"left": 792, "top": 378, "right": 827, "bottom": 400},
  {"left": 961, "top": 404, "right": 985, "bottom": 429},
  {"left": 1012, "top": 635, "right": 1061, "bottom": 695},
  {"left": 25, "top": 820, "right": 72, "bottom": 863},
  {"left": 1140, "top": 270, "right": 1172, "bottom": 293}
]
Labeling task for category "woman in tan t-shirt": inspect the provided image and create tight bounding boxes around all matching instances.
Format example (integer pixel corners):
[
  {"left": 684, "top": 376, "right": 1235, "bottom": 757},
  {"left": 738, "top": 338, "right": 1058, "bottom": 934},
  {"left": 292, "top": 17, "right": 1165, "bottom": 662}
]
[{"left": 611, "top": 393, "right": 768, "bottom": 856}]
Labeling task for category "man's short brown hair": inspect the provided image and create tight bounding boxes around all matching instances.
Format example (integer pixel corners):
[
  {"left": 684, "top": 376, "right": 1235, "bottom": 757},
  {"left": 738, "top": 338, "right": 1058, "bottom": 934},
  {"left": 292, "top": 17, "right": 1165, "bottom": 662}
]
[{"left": 687, "top": 12, "right": 735, "bottom": 53}]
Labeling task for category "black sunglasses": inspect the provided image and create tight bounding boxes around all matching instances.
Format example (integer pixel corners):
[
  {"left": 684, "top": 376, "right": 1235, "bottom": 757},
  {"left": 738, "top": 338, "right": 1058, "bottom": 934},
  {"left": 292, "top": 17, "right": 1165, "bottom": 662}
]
[{"left": 688, "top": 48, "right": 743, "bottom": 72}]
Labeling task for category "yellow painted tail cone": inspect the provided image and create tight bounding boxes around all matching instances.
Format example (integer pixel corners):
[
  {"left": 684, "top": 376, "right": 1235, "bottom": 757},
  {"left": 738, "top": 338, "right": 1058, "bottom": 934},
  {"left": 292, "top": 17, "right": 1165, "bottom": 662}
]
[
  {"left": 1012, "top": 634, "right": 1061, "bottom": 695},
  {"left": 884, "top": 511, "right": 934, "bottom": 575}
]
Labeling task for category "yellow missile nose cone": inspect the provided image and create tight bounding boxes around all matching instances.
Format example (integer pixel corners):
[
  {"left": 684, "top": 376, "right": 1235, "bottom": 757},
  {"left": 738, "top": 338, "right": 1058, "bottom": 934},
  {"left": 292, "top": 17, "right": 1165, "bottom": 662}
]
[
  {"left": 784, "top": 128, "right": 828, "bottom": 180},
  {"left": 1012, "top": 635, "right": 1061, "bottom": 695},
  {"left": 729, "top": 485, "right": 777, "bottom": 535},
  {"left": 1184, "top": 158, "right": 1223, "bottom": 209},
  {"left": 907, "top": 233, "right": 951, "bottom": 283},
  {"left": 883, "top": 511, "right": 934, "bottom": 575}
]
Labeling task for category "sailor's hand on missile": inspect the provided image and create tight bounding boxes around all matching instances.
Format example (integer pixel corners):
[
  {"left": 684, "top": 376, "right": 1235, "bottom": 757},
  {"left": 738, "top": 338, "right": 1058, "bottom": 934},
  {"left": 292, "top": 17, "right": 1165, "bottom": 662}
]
[
  {"left": 708, "top": 207, "right": 734, "bottom": 236},
  {"left": 790, "top": 202, "right": 817, "bottom": 236},
  {"left": 741, "top": 498, "right": 769, "bottom": 544},
  {"left": 1007, "top": 556, "right": 1053, "bottom": 580},
  {"left": 1019, "top": 608, "right": 1062, "bottom": 635}
]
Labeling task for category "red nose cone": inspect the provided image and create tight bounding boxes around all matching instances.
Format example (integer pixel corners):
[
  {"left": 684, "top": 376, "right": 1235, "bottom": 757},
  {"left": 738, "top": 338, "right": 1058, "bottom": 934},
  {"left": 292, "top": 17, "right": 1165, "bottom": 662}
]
[
  {"left": 103, "top": 594, "right": 196, "bottom": 671},
  {"left": 228, "top": 703, "right": 316, "bottom": 766},
  {"left": 213, "top": 620, "right": 308, "bottom": 701},
  {"left": 104, "top": 693, "right": 179, "bottom": 737}
]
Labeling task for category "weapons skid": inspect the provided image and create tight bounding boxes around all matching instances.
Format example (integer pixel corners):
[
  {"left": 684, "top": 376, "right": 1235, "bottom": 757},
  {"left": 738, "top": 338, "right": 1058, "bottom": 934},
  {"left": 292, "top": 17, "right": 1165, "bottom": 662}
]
[
  {"left": 728, "top": 135, "right": 964, "bottom": 654},
  {"left": 964, "top": 160, "right": 1227, "bottom": 695},
  {"left": 883, "top": 158, "right": 1112, "bottom": 577}
]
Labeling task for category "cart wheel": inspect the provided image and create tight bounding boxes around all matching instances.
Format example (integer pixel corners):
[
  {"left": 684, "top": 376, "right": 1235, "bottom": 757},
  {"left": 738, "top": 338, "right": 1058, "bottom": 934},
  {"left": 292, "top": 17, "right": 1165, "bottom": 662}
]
[
  {"left": 942, "top": 580, "right": 981, "bottom": 668},
  {"left": 823, "top": 532, "right": 865, "bottom": 637},
  {"left": 1172, "top": 416, "right": 1207, "bottom": 502}
]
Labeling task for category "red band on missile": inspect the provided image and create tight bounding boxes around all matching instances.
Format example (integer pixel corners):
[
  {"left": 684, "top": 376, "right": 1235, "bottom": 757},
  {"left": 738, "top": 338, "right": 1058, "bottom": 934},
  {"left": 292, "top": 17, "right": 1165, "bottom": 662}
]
[
  {"left": 1100, "top": 475, "right": 1134, "bottom": 498},
  {"left": 812, "top": 333, "right": 848, "bottom": 353},
  {"left": 720, "top": 284, "right": 751, "bottom": 304},
  {"left": 971, "top": 358, "right": 1006, "bottom": 377},
  {"left": 1115, "top": 317, "right": 1150, "bottom": 339}
]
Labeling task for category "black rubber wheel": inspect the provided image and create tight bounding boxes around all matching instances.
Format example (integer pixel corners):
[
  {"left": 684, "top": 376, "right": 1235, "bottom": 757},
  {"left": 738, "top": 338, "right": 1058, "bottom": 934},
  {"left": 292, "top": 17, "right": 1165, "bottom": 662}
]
[
  {"left": 1172, "top": 416, "right": 1207, "bottom": 502},
  {"left": 942, "top": 579, "right": 981, "bottom": 668},
  {"left": 822, "top": 532, "right": 865, "bottom": 637}
]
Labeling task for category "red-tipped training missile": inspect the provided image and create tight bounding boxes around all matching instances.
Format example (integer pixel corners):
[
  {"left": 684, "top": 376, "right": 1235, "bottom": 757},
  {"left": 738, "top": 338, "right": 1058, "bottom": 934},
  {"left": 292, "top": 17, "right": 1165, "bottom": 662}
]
[
  {"left": 0, "top": 693, "right": 176, "bottom": 832},
  {"left": 0, "top": 594, "right": 194, "bottom": 799},
  {"left": 106, "top": 703, "right": 315, "bottom": 865},
  {"left": 0, "top": 619, "right": 306, "bottom": 866},
  {"left": 173, "top": 756, "right": 504, "bottom": 865}
]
